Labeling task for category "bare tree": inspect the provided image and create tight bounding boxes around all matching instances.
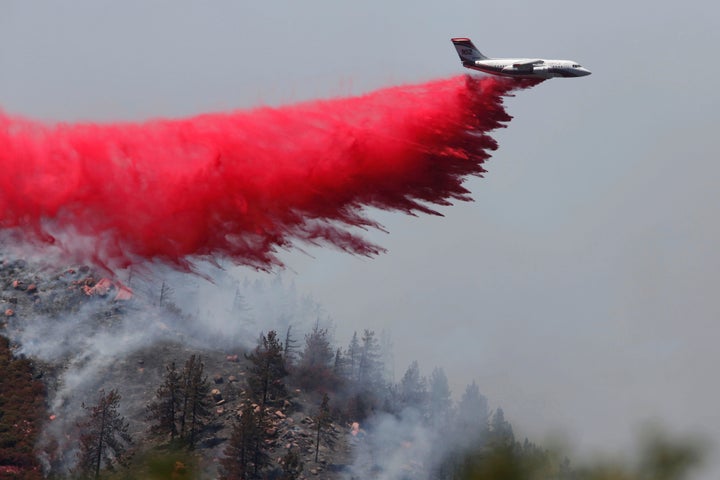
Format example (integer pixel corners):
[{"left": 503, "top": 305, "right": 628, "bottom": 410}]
[
  {"left": 314, "top": 393, "right": 331, "bottom": 463},
  {"left": 159, "top": 280, "right": 174, "bottom": 305},
  {"left": 283, "top": 324, "right": 299, "bottom": 368}
]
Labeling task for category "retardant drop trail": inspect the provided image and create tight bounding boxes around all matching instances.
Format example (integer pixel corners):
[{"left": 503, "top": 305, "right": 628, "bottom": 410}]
[{"left": 0, "top": 75, "right": 541, "bottom": 271}]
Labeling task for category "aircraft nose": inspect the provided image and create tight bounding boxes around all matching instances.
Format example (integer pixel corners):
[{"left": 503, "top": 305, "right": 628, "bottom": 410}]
[{"left": 580, "top": 67, "right": 592, "bottom": 76}]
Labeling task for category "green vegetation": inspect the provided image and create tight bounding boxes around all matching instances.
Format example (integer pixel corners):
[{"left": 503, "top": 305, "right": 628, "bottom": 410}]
[
  {"left": 452, "top": 430, "right": 704, "bottom": 480},
  {"left": 92, "top": 448, "right": 200, "bottom": 480}
]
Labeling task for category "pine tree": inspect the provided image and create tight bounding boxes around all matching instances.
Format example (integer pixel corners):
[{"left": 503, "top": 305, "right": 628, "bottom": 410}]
[
  {"left": 342, "top": 330, "right": 385, "bottom": 420},
  {"left": 246, "top": 330, "right": 288, "bottom": 407},
  {"left": 344, "top": 332, "right": 361, "bottom": 382},
  {"left": 358, "top": 329, "right": 383, "bottom": 392},
  {"left": 219, "top": 404, "right": 267, "bottom": 480},
  {"left": 399, "top": 360, "right": 427, "bottom": 410},
  {"left": 179, "top": 355, "right": 213, "bottom": 448},
  {"left": 75, "top": 389, "right": 132, "bottom": 479},
  {"left": 333, "top": 347, "right": 344, "bottom": 376},
  {"left": 300, "top": 321, "right": 334, "bottom": 370},
  {"left": 379, "top": 329, "right": 395, "bottom": 384},
  {"left": 146, "top": 361, "right": 182, "bottom": 441},
  {"left": 428, "top": 367, "right": 452, "bottom": 429},
  {"left": 489, "top": 407, "right": 514, "bottom": 445},
  {"left": 295, "top": 322, "right": 336, "bottom": 391},
  {"left": 457, "top": 381, "right": 489, "bottom": 438}
]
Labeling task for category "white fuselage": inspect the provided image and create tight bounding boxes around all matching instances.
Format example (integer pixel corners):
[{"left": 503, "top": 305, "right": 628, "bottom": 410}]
[
  {"left": 464, "top": 58, "right": 591, "bottom": 79},
  {"left": 451, "top": 37, "right": 591, "bottom": 79}
]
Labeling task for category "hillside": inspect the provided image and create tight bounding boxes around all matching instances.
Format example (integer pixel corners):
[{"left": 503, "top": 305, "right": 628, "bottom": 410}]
[{"left": 0, "top": 255, "right": 355, "bottom": 479}]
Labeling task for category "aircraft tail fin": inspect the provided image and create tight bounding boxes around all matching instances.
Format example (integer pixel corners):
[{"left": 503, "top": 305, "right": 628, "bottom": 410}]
[{"left": 451, "top": 37, "right": 488, "bottom": 62}]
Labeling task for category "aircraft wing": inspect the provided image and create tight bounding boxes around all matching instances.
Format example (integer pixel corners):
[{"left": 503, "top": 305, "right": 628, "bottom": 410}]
[{"left": 512, "top": 59, "right": 544, "bottom": 70}]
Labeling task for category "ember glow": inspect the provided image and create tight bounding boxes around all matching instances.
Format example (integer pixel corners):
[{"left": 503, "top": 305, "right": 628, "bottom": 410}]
[{"left": 0, "top": 76, "right": 539, "bottom": 271}]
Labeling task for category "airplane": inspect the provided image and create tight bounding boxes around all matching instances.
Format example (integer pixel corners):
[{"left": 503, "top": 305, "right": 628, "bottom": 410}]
[{"left": 451, "top": 37, "right": 591, "bottom": 79}]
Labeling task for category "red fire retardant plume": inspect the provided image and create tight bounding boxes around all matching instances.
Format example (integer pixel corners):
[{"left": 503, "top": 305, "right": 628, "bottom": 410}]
[{"left": 0, "top": 75, "right": 540, "bottom": 271}]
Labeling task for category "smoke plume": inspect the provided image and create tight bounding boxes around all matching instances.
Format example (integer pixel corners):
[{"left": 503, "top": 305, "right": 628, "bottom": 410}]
[{"left": 0, "top": 76, "right": 539, "bottom": 271}]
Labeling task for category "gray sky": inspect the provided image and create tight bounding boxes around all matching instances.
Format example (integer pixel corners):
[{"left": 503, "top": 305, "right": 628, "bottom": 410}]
[{"left": 2, "top": 0, "right": 719, "bottom": 476}]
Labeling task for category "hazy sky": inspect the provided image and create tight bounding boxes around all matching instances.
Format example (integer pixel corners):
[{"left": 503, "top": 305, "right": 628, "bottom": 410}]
[{"left": 2, "top": 1, "right": 719, "bottom": 477}]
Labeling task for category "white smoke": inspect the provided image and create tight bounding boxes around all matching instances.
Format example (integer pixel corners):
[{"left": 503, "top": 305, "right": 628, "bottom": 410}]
[{"left": 344, "top": 409, "right": 434, "bottom": 480}]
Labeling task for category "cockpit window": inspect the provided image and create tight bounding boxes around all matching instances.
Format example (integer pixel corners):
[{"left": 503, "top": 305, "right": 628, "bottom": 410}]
[{"left": 572, "top": 64, "right": 581, "bottom": 68}]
